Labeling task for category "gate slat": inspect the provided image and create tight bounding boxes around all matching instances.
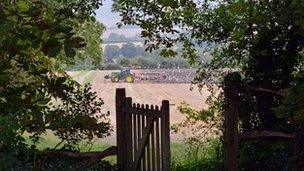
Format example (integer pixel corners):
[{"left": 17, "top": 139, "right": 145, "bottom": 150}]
[
  {"left": 147, "top": 130, "right": 151, "bottom": 171},
  {"left": 142, "top": 114, "right": 146, "bottom": 171},
  {"left": 125, "top": 97, "right": 133, "bottom": 170},
  {"left": 151, "top": 105, "right": 156, "bottom": 171},
  {"left": 156, "top": 118, "right": 161, "bottom": 171},
  {"left": 133, "top": 113, "right": 137, "bottom": 168},
  {"left": 134, "top": 116, "right": 154, "bottom": 170},
  {"left": 152, "top": 121, "right": 156, "bottom": 171},
  {"left": 137, "top": 105, "right": 141, "bottom": 169}
]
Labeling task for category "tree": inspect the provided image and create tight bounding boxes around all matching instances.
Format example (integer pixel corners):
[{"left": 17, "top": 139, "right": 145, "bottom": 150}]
[
  {"left": 135, "top": 45, "right": 147, "bottom": 56},
  {"left": 106, "top": 33, "right": 121, "bottom": 43},
  {"left": 106, "top": 33, "right": 128, "bottom": 43},
  {"left": 74, "top": 20, "right": 105, "bottom": 69},
  {"left": 114, "top": 0, "right": 304, "bottom": 169},
  {"left": 120, "top": 42, "right": 137, "bottom": 58},
  {"left": 156, "top": 57, "right": 189, "bottom": 69},
  {"left": 65, "top": 20, "right": 105, "bottom": 70},
  {"left": 130, "top": 56, "right": 157, "bottom": 69},
  {"left": 0, "top": 0, "right": 110, "bottom": 168},
  {"left": 104, "top": 45, "right": 121, "bottom": 58},
  {"left": 116, "top": 57, "right": 131, "bottom": 66}
]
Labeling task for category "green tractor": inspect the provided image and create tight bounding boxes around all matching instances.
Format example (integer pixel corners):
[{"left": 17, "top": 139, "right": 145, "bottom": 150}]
[{"left": 105, "top": 67, "right": 135, "bottom": 83}]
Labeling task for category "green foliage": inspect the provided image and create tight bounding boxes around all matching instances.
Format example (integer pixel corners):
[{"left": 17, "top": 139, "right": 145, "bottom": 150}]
[
  {"left": 171, "top": 88, "right": 223, "bottom": 169},
  {"left": 12, "top": 148, "right": 117, "bottom": 170},
  {"left": 276, "top": 83, "right": 304, "bottom": 124},
  {"left": 71, "top": 20, "right": 105, "bottom": 70},
  {"left": 104, "top": 45, "right": 121, "bottom": 58},
  {"left": 101, "top": 55, "right": 190, "bottom": 70},
  {"left": 120, "top": 42, "right": 138, "bottom": 58},
  {"left": 158, "top": 57, "right": 190, "bottom": 69},
  {"left": 171, "top": 102, "right": 222, "bottom": 151},
  {"left": 104, "top": 43, "right": 147, "bottom": 59},
  {"left": 114, "top": 0, "right": 304, "bottom": 168},
  {"left": 238, "top": 141, "right": 293, "bottom": 170},
  {"left": 116, "top": 57, "right": 131, "bottom": 66},
  {"left": 0, "top": 0, "right": 111, "bottom": 169},
  {"left": 105, "top": 33, "right": 128, "bottom": 43},
  {"left": 46, "top": 84, "right": 111, "bottom": 149},
  {"left": 130, "top": 56, "right": 157, "bottom": 69},
  {"left": 104, "top": 33, "right": 143, "bottom": 43},
  {"left": 171, "top": 139, "right": 222, "bottom": 171},
  {"left": 63, "top": 19, "right": 105, "bottom": 70}
]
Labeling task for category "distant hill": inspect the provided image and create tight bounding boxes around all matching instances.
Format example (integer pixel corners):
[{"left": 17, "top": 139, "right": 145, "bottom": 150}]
[
  {"left": 103, "top": 27, "right": 141, "bottom": 39},
  {"left": 101, "top": 42, "right": 144, "bottom": 49},
  {"left": 103, "top": 32, "right": 143, "bottom": 43}
]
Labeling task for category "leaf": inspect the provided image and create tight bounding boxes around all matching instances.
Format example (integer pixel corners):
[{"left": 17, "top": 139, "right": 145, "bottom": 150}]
[
  {"left": 160, "top": 49, "right": 178, "bottom": 57},
  {"left": 17, "top": 1, "right": 29, "bottom": 12},
  {"left": 42, "top": 38, "right": 62, "bottom": 57},
  {"left": 64, "top": 46, "right": 76, "bottom": 58}
]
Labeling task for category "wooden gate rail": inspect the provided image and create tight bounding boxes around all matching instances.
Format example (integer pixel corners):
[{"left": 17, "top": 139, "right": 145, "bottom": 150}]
[
  {"left": 223, "top": 85, "right": 295, "bottom": 171},
  {"left": 116, "top": 88, "right": 170, "bottom": 171},
  {"left": 46, "top": 146, "right": 117, "bottom": 166}
]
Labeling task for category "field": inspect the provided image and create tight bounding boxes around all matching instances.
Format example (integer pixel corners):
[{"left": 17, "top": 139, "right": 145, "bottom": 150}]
[{"left": 68, "top": 70, "right": 210, "bottom": 143}]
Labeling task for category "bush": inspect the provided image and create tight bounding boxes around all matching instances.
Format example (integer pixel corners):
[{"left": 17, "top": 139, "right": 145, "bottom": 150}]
[
  {"left": 171, "top": 139, "right": 222, "bottom": 171},
  {"left": 238, "top": 140, "right": 293, "bottom": 171},
  {"left": 10, "top": 148, "right": 117, "bottom": 171}
]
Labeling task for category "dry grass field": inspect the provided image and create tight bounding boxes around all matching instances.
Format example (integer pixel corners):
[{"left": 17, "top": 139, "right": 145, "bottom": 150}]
[{"left": 68, "top": 70, "right": 210, "bottom": 142}]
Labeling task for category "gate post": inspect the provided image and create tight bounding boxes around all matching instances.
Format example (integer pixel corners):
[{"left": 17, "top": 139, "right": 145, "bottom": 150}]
[
  {"left": 116, "top": 88, "right": 127, "bottom": 170},
  {"left": 125, "top": 97, "right": 133, "bottom": 170},
  {"left": 161, "top": 100, "right": 170, "bottom": 171},
  {"left": 223, "top": 73, "right": 240, "bottom": 171}
]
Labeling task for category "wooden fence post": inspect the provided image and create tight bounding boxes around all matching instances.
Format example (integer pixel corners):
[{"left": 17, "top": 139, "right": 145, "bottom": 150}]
[
  {"left": 161, "top": 100, "right": 170, "bottom": 171},
  {"left": 223, "top": 87, "right": 239, "bottom": 171},
  {"left": 116, "top": 88, "right": 127, "bottom": 170},
  {"left": 125, "top": 97, "right": 133, "bottom": 170}
]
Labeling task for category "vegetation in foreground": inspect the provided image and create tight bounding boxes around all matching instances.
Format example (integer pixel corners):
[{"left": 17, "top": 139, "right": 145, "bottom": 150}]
[
  {"left": 115, "top": 0, "right": 304, "bottom": 169},
  {"left": 0, "top": 0, "right": 113, "bottom": 170},
  {"left": 19, "top": 136, "right": 222, "bottom": 171}
]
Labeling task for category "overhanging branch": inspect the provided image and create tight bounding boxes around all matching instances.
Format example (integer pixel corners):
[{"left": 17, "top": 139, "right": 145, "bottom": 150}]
[
  {"left": 45, "top": 146, "right": 117, "bottom": 166},
  {"left": 239, "top": 131, "right": 294, "bottom": 141},
  {"left": 248, "top": 86, "right": 284, "bottom": 97}
]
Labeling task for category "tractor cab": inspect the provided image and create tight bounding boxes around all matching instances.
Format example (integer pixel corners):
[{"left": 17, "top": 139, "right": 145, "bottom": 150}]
[
  {"left": 120, "top": 67, "right": 131, "bottom": 77},
  {"left": 105, "top": 66, "right": 134, "bottom": 83}
]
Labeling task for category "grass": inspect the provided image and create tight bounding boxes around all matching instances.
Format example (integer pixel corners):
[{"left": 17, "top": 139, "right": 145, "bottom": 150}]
[
  {"left": 24, "top": 133, "right": 117, "bottom": 164},
  {"left": 69, "top": 70, "right": 97, "bottom": 85},
  {"left": 83, "top": 70, "right": 97, "bottom": 84},
  {"left": 170, "top": 139, "right": 222, "bottom": 171},
  {"left": 24, "top": 133, "right": 222, "bottom": 170}
]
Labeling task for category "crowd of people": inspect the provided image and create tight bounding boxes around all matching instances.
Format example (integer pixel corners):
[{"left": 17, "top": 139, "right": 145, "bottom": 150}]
[{"left": 132, "top": 69, "right": 196, "bottom": 83}]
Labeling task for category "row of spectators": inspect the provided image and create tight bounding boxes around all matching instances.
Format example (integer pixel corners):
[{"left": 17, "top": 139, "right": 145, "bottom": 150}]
[{"left": 131, "top": 69, "right": 196, "bottom": 83}]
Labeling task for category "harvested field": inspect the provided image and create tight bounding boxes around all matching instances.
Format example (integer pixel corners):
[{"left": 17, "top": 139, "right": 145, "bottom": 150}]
[{"left": 68, "top": 70, "right": 210, "bottom": 142}]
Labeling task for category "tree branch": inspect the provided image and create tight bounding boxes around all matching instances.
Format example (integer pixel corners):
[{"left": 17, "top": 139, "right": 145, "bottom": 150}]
[
  {"left": 248, "top": 86, "right": 284, "bottom": 97},
  {"left": 239, "top": 131, "right": 294, "bottom": 141},
  {"left": 45, "top": 146, "right": 117, "bottom": 166}
]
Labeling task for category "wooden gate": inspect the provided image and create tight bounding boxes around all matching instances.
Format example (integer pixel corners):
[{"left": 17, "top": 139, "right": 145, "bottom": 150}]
[{"left": 116, "top": 88, "right": 170, "bottom": 171}]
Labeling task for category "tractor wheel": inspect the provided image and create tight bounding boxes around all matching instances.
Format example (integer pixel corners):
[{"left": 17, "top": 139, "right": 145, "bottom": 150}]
[
  {"left": 111, "top": 75, "right": 120, "bottom": 83},
  {"left": 125, "top": 74, "right": 134, "bottom": 83}
]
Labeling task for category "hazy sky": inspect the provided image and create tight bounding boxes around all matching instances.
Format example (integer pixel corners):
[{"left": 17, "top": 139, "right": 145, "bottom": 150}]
[
  {"left": 95, "top": 0, "right": 141, "bottom": 38},
  {"left": 95, "top": 0, "right": 120, "bottom": 28}
]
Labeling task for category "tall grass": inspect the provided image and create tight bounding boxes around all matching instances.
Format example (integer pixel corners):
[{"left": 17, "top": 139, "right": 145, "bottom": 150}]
[
  {"left": 24, "top": 134, "right": 222, "bottom": 170},
  {"left": 171, "top": 138, "right": 223, "bottom": 171}
]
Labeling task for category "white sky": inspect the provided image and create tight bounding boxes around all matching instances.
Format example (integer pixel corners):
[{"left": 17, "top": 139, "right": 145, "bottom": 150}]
[
  {"left": 95, "top": 0, "right": 142, "bottom": 38},
  {"left": 95, "top": 0, "right": 120, "bottom": 28}
]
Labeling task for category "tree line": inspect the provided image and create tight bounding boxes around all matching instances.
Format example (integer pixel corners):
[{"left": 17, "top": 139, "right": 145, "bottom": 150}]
[
  {"left": 104, "top": 42, "right": 146, "bottom": 58},
  {"left": 101, "top": 42, "right": 193, "bottom": 70}
]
